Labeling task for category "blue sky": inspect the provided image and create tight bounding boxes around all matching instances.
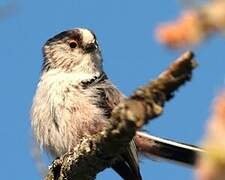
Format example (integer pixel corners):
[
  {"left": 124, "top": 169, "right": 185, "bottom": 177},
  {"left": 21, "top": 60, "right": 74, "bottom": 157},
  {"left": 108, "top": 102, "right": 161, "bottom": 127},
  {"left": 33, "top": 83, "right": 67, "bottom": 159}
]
[{"left": 1, "top": 0, "right": 225, "bottom": 179}]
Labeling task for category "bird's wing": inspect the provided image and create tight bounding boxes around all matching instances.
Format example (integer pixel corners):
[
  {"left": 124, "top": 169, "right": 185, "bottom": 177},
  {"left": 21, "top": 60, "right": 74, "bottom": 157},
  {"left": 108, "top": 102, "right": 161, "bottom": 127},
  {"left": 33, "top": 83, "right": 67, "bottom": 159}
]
[{"left": 94, "top": 79, "right": 142, "bottom": 180}]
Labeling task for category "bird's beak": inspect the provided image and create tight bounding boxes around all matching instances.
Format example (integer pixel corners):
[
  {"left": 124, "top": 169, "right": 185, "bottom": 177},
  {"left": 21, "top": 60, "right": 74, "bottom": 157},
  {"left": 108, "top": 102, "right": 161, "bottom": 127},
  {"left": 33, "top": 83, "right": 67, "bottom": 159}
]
[{"left": 85, "top": 43, "right": 98, "bottom": 53}]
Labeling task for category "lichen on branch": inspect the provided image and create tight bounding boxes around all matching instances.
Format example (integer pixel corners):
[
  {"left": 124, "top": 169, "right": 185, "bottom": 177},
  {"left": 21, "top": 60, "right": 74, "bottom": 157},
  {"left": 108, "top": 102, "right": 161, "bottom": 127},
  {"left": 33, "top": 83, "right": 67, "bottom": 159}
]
[{"left": 45, "top": 51, "right": 197, "bottom": 180}]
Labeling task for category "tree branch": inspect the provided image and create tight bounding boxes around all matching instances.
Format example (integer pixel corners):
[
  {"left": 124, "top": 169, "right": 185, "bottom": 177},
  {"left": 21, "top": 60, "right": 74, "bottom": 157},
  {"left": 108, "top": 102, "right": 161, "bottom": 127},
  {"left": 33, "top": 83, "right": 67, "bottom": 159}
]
[{"left": 45, "top": 51, "right": 197, "bottom": 180}]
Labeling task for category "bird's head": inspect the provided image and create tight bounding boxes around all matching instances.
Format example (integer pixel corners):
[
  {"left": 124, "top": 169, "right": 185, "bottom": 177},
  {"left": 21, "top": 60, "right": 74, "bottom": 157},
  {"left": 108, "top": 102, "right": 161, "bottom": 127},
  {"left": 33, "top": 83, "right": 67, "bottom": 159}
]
[{"left": 42, "top": 28, "right": 103, "bottom": 75}]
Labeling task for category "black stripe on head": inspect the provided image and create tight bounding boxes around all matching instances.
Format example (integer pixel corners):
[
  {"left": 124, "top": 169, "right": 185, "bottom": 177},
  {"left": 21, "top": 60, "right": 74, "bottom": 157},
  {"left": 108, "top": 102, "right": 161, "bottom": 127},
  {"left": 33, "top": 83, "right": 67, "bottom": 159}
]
[{"left": 44, "top": 29, "right": 83, "bottom": 46}]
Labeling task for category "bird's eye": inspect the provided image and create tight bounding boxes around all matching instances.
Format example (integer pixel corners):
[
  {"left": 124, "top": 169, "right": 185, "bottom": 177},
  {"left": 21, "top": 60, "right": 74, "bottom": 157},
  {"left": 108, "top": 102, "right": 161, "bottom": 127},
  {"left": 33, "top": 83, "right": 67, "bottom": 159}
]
[{"left": 69, "top": 41, "right": 77, "bottom": 49}]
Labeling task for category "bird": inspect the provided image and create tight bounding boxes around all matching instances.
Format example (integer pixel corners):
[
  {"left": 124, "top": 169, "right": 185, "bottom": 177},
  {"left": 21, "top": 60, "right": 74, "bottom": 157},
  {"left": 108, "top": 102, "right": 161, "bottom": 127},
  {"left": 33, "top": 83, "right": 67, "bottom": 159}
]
[
  {"left": 31, "top": 28, "right": 202, "bottom": 180},
  {"left": 31, "top": 28, "right": 142, "bottom": 180}
]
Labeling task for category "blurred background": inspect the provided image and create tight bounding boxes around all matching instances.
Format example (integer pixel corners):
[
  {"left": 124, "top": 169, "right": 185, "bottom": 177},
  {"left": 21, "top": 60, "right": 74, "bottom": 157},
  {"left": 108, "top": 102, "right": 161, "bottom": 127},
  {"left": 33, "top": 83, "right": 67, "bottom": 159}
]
[{"left": 1, "top": 0, "right": 225, "bottom": 179}]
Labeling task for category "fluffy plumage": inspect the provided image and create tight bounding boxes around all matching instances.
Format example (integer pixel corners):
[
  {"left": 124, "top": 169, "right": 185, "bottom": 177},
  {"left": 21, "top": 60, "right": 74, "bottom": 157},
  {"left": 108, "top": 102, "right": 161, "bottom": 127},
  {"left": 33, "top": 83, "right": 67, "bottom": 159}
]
[{"left": 31, "top": 28, "right": 142, "bottom": 180}]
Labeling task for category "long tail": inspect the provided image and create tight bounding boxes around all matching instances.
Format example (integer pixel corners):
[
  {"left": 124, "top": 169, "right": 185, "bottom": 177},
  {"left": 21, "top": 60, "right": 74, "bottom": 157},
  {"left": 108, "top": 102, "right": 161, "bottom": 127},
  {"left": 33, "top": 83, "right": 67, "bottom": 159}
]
[{"left": 135, "top": 131, "right": 204, "bottom": 166}]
